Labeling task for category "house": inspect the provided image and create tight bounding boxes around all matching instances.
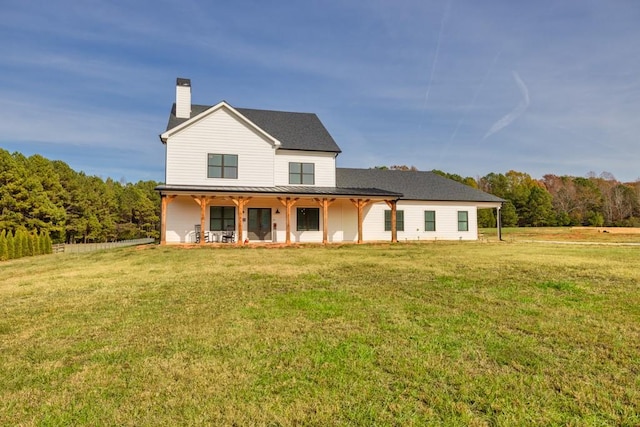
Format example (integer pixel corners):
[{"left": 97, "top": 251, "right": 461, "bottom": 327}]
[{"left": 156, "top": 78, "right": 504, "bottom": 245}]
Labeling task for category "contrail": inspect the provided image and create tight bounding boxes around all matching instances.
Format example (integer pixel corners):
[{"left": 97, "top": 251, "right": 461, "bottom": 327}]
[
  {"left": 421, "top": 0, "right": 452, "bottom": 112},
  {"left": 483, "top": 71, "right": 530, "bottom": 139},
  {"left": 448, "top": 49, "right": 502, "bottom": 143}
]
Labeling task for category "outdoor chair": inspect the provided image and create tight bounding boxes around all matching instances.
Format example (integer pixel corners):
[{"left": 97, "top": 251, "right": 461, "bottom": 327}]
[
  {"left": 221, "top": 227, "right": 235, "bottom": 243},
  {"left": 194, "top": 225, "right": 210, "bottom": 243}
]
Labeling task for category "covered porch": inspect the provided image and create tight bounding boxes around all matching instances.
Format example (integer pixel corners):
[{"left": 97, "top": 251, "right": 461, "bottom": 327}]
[{"left": 156, "top": 185, "right": 403, "bottom": 246}]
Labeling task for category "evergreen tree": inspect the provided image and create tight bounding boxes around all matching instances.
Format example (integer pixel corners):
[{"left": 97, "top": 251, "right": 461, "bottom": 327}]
[
  {"left": 28, "top": 231, "right": 37, "bottom": 256},
  {"left": 6, "top": 231, "right": 15, "bottom": 259},
  {"left": 45, "top": 231, "right": 53, "bottom": 254},
  {"left": 13, "top": 229, "right": 24, "bottom": 258},
  {"left": 0, "top": 230, "right": 8, "bottom": 261},
  {"left": 500, "top": 201, "right": 519, "bottom": 227},
  {"left": 38, "top": 231, "right": 47, "bottom": 255},
  {"left": 522, "top": 186, "right": 555, "bottom": 226}
]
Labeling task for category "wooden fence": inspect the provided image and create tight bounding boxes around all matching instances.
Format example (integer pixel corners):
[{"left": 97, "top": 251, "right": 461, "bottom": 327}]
[{"left": 52, "top": 238, "right": 155, "bottom": 254}]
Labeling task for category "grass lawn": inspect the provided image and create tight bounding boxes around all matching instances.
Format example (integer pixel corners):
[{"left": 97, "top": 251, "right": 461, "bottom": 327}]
[{"left": 1, "top": 235, "right": 639, "bottom": 425}]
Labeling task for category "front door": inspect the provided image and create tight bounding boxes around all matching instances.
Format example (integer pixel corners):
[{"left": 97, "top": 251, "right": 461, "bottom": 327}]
[{"left": 248, "top": 208, "right": 272, "bottom": 241}]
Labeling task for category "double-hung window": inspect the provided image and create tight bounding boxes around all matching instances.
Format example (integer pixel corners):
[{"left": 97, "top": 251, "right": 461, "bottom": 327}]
[
  {"left": 296, "top": 208, "right": 319, "bottom": 231},
  {"left": 289, "top": 162, "right": 314, "bottom": 185},
  {"left": 458, "top": 211, "right": 469, "bottom": 231},
  {"left": 208, "top": 154, "right": 238, "bottom": 179},
  {"left": 384, "top": 210, "right": 404, "bottom": 231},
  {"left": 424, "top": 210, "right": 436, "bottom": 231}
]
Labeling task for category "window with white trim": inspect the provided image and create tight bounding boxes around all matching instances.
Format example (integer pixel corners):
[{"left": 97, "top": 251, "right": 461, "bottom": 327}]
[
  {"left": 425, "top": 210, "right": 436, "bottom": 231},
  {"left": 458, "top": 211, "right": 469, "bottom": 231},
  {"left": 208, "top": 154, "right": 238, "bottom": 179},
  {"left": 289, "top": 162, "right": 315, "bottom": 185}
]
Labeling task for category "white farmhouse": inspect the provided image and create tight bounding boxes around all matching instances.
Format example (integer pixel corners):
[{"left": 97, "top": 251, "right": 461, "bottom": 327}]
[{"left": 157, "top": 78, "right": 503, "bottom": 245}]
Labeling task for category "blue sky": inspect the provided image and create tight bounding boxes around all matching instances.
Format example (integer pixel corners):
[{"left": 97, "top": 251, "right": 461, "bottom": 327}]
[{"left": 1, "top": 0, "right": 639, "bottom": 183}]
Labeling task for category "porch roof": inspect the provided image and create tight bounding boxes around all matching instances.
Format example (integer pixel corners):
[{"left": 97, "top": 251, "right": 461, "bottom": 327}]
[{"left": 155, "top": 184, "right": 402, "bottom": 199}]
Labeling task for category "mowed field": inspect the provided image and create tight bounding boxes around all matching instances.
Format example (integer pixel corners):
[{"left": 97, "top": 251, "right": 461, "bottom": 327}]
[{"left": 1, "top": 229, "right": 639, "bottom": 425}]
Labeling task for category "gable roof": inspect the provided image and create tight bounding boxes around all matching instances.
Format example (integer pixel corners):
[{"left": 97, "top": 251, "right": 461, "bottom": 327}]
[
  {"left": 164, "top": 103, "right": 342, "bottom": 153},
  {"left": 336, "top": 168, "right": 504, "bottom": 203},
  {"left": 162, "top": 102, "right": 281, "bottom": 146}
]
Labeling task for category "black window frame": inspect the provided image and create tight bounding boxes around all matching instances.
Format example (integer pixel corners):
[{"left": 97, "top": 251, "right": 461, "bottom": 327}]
[
  {"left": 208, "top": 154, "right": 238, "bottom": 179},
  {"left": 296, "top": 207, "right": 320, "bottom": 231},
  {"left": 210, "top": 206, "right": 236, "bottom": 231},
  {"left": 289, "top": 162, "right": 315, "bottom": 185},
  {"left": 384, "top": 210, "right": 404, "bottom": 231},
  {"left": 458, "top": 211, "right": 469, "bottom": 232},
  {"left": 424, "top": 210, "right": 436, "bottom": 231}
]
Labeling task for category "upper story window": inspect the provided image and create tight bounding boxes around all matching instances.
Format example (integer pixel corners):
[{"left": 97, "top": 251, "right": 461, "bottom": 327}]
[
  {"left": 384, "top": 210, "right": 404, "bottom": 231},
  {"left": 458, "top": 211, "right": 469, "bottom": 231},
  {"left": 289, "top": 162, "right": 314, "bottom": 185},
  {"left": 208, "top": 154, "right": 238, "bottom": 179}
]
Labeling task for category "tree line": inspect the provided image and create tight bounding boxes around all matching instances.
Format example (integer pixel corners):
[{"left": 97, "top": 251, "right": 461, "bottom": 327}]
[
  {"left": 2, "top": 151, "right": 639, "bottom": 248},
  {"left": 380, "top": 165, "right": 640, "bottom": 228},
  {"left": 0, "top": 149, "right": 160, "bottom": 244},
  {"left": 434, "top": 169, "right": 640, "bottom": 228}
]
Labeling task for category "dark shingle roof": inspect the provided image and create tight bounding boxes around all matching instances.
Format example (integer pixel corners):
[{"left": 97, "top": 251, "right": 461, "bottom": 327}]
[
  {"left": 165, "top": 103, "right": 342, "bottom": 153},
  {"left": 336, "top": 168, "right": 504, "bottom": 203}
]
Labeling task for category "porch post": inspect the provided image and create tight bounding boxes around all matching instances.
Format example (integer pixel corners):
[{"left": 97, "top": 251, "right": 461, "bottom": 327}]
[
  {"left": 192, "top": 196, "right": 215, "bottom": 245},
  {"left": 314, "top": 198, "right": 336, "bottom": 244},
  {"left": 160, "top": 195, "right": 176, "bottom": 245},
  {"left": 350, "top": 198, "right": 371, "bottom": 244},
  {"left": 385, "top": 200, "right": 398, "bottom": 243},
  {"left": 230, "top": 196, "right": 252, "bottom": 245},
  {"left": 277, "top": 197, "right": 299, "bottom": 245}
]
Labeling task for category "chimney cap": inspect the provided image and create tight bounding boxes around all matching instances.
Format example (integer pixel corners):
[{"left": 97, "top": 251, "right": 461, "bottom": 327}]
[{"left": 176, "top": 77, "right": 191, "bottom": 87}]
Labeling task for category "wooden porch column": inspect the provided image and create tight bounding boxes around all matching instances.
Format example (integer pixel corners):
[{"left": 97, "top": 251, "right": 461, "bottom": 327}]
[
  {"left": 350, "top": 198, "right": 371, "bottom": 244},
  {"left": 277, "top": 197, "right": 299, "bottom": 245},
  {"left": 192, "top": 196, "right": 215, "bottom": 245},
  {"left": 230, "top": 196, "right": 252, "bottom": 245},
  {"left": 385, "top": 200, "right": 398, "bottom": 243},
  {"left": 160, "top": 195, "right": 176, "bottom": 245},
  {"left": 314, "top": 198, "right": 336, "bottom": 244}
]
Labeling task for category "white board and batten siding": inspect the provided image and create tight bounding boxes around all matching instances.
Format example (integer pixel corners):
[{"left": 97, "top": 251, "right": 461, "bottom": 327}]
[
  {"left": 165, "top": 106, "right": 277, "bottom": 187},
  {"left": 274, "top": 150, "right": 337, "bottom": 187}
]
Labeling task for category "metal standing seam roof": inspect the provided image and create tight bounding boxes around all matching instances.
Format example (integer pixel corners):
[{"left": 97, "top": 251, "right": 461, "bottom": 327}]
[
  {"left": 336, "top": 168, "right": 505, "bottom": 203},
  {"left": 165, "top": 103, "right": 342, "bottom": 153},
  {"left": 155, "top": 184, "right": 402, "bottom": 198}
]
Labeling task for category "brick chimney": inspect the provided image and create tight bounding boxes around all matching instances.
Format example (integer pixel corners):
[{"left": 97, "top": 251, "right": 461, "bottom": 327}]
[{"left": 175, "top": 78, "right": 191, "bottom": 119}]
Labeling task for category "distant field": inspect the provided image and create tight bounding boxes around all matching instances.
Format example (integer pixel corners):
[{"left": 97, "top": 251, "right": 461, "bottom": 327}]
[
  {"left": 483, "top": 226, "right": 640, "bottom": 243},
  {"left": 1, "top": 236, "right": 639, "bottom": 425}
]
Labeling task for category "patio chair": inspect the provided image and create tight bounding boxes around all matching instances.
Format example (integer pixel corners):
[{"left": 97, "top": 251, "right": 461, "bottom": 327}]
[
  {"left": 221, "top": 226, "right": 235, "bottom": 243},
  {"left": 194, "top": 225, "right": 210, "bottom": 243}
]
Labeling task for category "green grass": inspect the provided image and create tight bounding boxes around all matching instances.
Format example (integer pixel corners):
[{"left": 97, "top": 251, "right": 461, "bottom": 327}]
[{"left": 1, "top": 239, "right": 639, "bottom": 425}]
